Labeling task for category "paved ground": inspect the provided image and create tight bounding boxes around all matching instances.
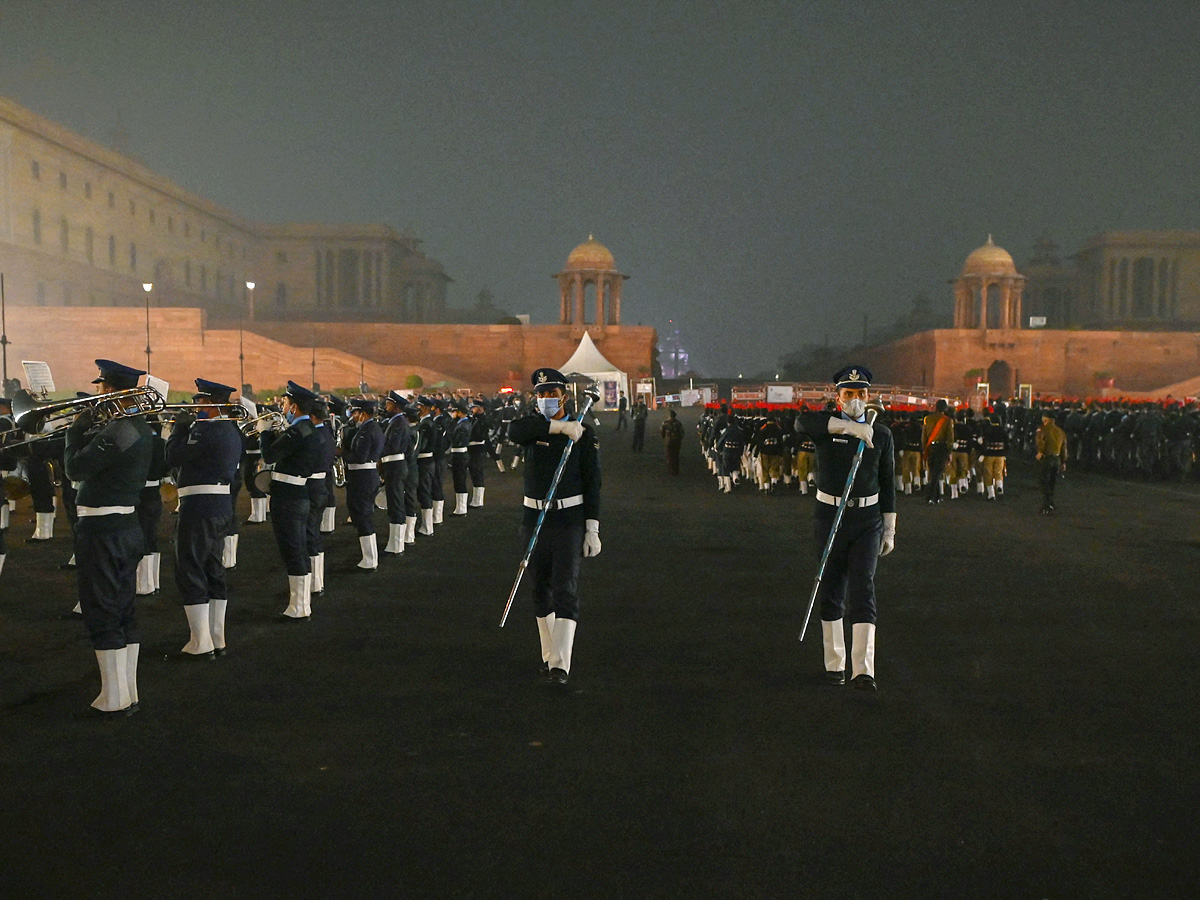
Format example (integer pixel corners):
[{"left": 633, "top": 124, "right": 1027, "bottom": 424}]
[{"left": 1, "top": 408, "right": 1196, "bottom": 899}]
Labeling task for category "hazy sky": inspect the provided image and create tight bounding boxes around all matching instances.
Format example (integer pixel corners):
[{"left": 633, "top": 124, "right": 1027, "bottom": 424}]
[{"left": 2, "top": 0, "right": 1199, "bottom": 375}]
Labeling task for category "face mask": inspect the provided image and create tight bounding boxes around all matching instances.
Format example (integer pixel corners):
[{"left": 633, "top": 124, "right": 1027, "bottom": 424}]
[
  {"left": 842, "top": 398, "right": 866, "bottom": 419},
  {"left": 286, "top": 410, "right": 298, "bottom": 424},
  {"left": 537, "top": 396, "right": 561, "bottom": 419}
]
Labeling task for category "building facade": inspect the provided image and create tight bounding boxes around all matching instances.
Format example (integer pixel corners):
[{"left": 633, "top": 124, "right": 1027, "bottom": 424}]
[{"left": 0, "top": 96, "right": 449, "bottom": 321}]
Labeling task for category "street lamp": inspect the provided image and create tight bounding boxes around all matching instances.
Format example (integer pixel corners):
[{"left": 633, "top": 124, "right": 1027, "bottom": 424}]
[
  {"left": 142, "top": 282, "right": 153, "bottom": 373},
  {"left": 241, "top": 281, "right": 254, "bottom": 389},
  {"left": 0, "top": 272, "right": 10, "bottom": 393}
]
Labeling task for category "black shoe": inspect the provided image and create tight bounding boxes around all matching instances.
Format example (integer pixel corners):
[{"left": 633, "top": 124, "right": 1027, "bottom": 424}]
[
  {"left": 73, "top": 705, "right": 134, "bottom": 720},
  {"left": 174, "top": 649, "right": 216, "bottom": 661},
  {"left": 547, "top": 667, "right": 569, "bottom": 685},
  {"left": 823, "top": 670, "right": 846, "bottom": 686},
  {"left": 59, "top": 561, "right": 77, "bottom": 570},
  {"left": 213, "top": 647, "right": 226, "bottom": 658},
  {"left": 25, "top": 536, "right": 51, "bottom": 543},
  {"left": 852, "top": 674, "right": 877, "bottom": 691},
  {"left": 276, "top": 614, "right": 309, "bottom": 622},
  {"left": 540, "top": 661, "right": 550, "bottom": 677}
]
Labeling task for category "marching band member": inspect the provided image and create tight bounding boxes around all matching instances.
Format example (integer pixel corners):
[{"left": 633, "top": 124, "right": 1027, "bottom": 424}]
[
  {"left": 380, "top": 391, "right": 411, "bottom": 555},
  {"left": 306, "top": 399, "right": 337, "bottom": 598},
  {"left": 134, "top": 420, "right": 166, "bottom": 595},
  {"left": 321, "top": 394, "right": 349, "bottom": 533},
  {"left": 466, "top": 397, "right": 494, "bottom": 508},
  {"left": 165, "top": 379, "right": 243, "bottom": 658},
  {"left": 448, "top": 399, "right": 472, "bottom": 515},
  {"left": 344, "top": 398, "right": 383, "bottom": 570},
  {"left": 243, "top": 420, "right": 269, "bottom": 524},
  {"left": 66, "top": 360, "right": 154, "bottom": 717},
  {"left": 508, "top": 368, "right": 602, "bottom": 686},
  {"left": 415, "top": 396, "right": 438, "bottom": 536},
  {"left": 401, "top": 401, "right": 421, "bottom": 544},
  {"left": 261, "top": 382, "right": 323, "bottom": 619},
  {"left": 431, "top": 398, "right": 451, "bottom": 524}
]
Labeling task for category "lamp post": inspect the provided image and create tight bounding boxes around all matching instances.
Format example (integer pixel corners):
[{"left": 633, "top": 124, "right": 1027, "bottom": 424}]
[
  {"left": 310, "top": 329, "right": 317, "bottom": 391},
  {"left": 242, "top": 281, "right": 254, "bottom": 390},
  {"left": 142, "top": 282, "right": 153, "bottom": 373}
]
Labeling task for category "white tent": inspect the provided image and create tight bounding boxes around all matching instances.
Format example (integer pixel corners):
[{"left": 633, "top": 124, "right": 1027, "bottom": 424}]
[{"left": 560, "top": 332, "right": 628, "bottom": 410}]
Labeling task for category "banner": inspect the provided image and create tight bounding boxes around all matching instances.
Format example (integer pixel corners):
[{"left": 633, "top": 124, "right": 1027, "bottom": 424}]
[{"left": 765, "top": 384, "right": 794, "bottom": 404}]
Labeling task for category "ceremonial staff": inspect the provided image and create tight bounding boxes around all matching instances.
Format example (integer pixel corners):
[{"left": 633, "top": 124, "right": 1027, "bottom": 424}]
[
  {"left": 798, "top": 408, "right": 878, "bottom": 641},
  {"left": 499, "top": 387, "right": 599, "bottom": 628}
]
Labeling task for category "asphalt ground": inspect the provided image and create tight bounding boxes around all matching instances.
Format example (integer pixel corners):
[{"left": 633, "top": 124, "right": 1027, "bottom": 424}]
[{"left": 1, "top": 408, "right": 1197, "bottom": 900}]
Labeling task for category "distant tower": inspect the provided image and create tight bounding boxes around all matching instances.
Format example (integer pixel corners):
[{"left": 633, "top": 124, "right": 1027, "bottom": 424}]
[
  {"left": 554, "top": 236, "right": 629, "bottom": 326},
  {"left": 953, "top": 235, "right": 1027, "bottom": 330}
]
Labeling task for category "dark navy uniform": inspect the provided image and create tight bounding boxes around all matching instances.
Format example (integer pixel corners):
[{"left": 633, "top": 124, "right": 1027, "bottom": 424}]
[
  {"left": 431, "top": 402, "right": 450, "bottom": 519},
  {"left": 797, "top": 364, "right": 896, "bottom": 691},
  {"left": 306, "top": 408, "right": 338, "bottom": 593},
  {"left": 508, "top": 368, "right": 603, "bottom": 685},
  {"left": 344, "top": 401, "right": 383, "bottom": 540},
  {"left": 449, "top": 404, "right": 472, "bottom": 513},
  {"left": 402, "top": 406, "right": 421, "bottom": 542},
  {"left": 166, "top": 405, "right": 242, "bottom": 656},
  {"left": 380, "top": 397, "right": 411, "bottom": 533},
  {"left": 467, "top": 399, "right": 495, "bottom": 506},
  {"left": 66, "top": 360, "right": 154, "bottom": 715},
  {"left": 415, "top": 398, "right": 438, "bottom": 534},
  {"left": 135, "top": 424, "right": 166, "bottom": 594},
  {"left": 261, "top": 412, "right": 321, "bottom": 576}
]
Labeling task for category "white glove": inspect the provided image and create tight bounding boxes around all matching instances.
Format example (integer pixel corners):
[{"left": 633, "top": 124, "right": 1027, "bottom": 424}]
[
  {"left": 496, "top": 459, "right": 505, "bottom": 472},
  {"left": 880, "top": 512, "right": 897, "bottom": 557},
  {"left": 828, "top": 416, "right": 874, "bottom": 448},
  {"left": 256, "top": 417, "right": 272, "bottom": 433},
  {"left": 582, "top": 519, "right": 601, "bottom": 557},
  {"left": 548, "top": 418, "right": 585, "bottom": 442}
]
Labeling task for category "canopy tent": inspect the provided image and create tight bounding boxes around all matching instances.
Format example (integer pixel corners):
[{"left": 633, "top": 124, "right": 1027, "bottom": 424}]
[{"left": 560, "top": 332, "right": 628, "bottom": 410}]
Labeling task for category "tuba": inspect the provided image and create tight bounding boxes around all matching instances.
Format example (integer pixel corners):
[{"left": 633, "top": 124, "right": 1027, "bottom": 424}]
[{"left": 5, "top": 387, "right": 165, "bottom": 449}]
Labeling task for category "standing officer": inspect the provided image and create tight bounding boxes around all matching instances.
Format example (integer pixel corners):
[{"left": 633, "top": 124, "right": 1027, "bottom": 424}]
[
  {"left": 797, "top": 366, "right": 896, "bottom": 691},
  {"left": 307, "top": 399, "right": 337, "bottom": 596},
  {"left": 660, "top": 409, "right": 683, "bottom": 475},
  {"left": 616, "top": 391, "right": 628, "bottom": 431},
  {"left": 261, "top": 382, "right": 323, "bottom": 619},
  {"left": 165, "top": 378, "right": 242, "bottom": 658},
  {"left": 508, "top": 368, "right": 602, "bottom": 686},
  {"left": 401, "top": 400, "right": 422, "bottom": 544},
  {"left": 133, "top": 420, "right": 166, "bottom": 596},
  {"left": 414, "top": 396, "right": 439, "bottom": 536},
  {"left": 466, "top": 397, "right": 495, "bottom": 507},
  {"left": 243, "top": 414, "right": 269, "bottom": 524},
  {"left": 631, "top": 398, "right": 648, "bottom": 451},
  {"left": 379, "top": 391, "right": 411, "bottom": 555},
  {"left": 448, "top": 399, "right": 473, "bottom": 515},
  {"left": 431, "top": 398, "right": 451, "bottom": 524},
  {"left": 344, "top": 398, "right": 383, "bottom": 570},
  {"left": 1036, "top": 410, "right": 1069, "bottom": 514},
  {"left": 921, "top": 399, "right": 955, "bottom": 504},
  {"left": 66, "top": 359, "right": 153, "bottom": 717},
  {"left": 321, "top": 395, "right": 349, "bottom": 533}
]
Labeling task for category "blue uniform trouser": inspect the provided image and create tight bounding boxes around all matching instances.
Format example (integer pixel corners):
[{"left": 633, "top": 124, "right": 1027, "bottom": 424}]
[
  {"left": 77, "top": 513, "right": 144, "bottom": 650},
  {"left": 524, "top": 520, "right": 585, "bottom": 621},
  {"left": 175, "top": 507, "right": 231, "bottom": 604},
  {"left": 381, "top": 461, "right": 406, "bottom": 524},
  {"left": 814, "top": 509, "right": 881, "bottom": 626},
  {"left": 345, "top": 469, "right": 377, "bottom": 537},
  {"left": 269, "top": 487, "right": 310, "bottom": 576}
]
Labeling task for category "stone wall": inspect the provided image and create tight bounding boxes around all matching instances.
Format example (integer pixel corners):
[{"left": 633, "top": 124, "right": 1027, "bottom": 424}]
[
  {"left": 0, "top": 307, "right": 656, "bottom": 396},
  {"left": 861, "top": 328, "right": 1200, "bottom": 397}
]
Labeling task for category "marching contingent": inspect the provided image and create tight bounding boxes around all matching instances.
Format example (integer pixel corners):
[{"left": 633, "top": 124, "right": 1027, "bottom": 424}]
[
  {"left": 699, "top": 392, "right": 1200, "bottom": 511},
  {"left": 0, "top": 359, "right": 601, "bottom": 717}
]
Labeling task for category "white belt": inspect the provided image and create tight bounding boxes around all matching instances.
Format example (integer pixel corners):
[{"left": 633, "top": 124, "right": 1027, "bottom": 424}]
[
  {"left": 468, "top": 441, "right": 486, "bottom": 446},
  {"left": 271, "top": 472, "right": 308, "bottom": 486},
  {"left": 177, "top": 484, "right": 230, "bottom": 497},
  {"left": 144, "top": 480, "right": 162, "bottom": 488},
  {"left": 71, "top": 481, "right": 83, "bottom": 490},
  {"left": 309, "top": 472, "right": 327, "bottom": 480},
  {"left": 523, "top": 494, "right": 584, "bottom": 510},
  {"left": 380, "top": 453, "right": 405, "bottom": 463},
  {"left": 346, "top": 462, "right": 377, "bottom": 470},
  {"left": 77, "top": 505, "right": 136, "bottom": 517},
  {"left": 245, "top": 449, "right": 261, "bottom": 456},
  {"left": 450, "top": 447, "right": 468, "bottom": 453},
  {"left": 816, "top": 490, "right": 879, "bottom": 508},
  {"left": 417, "top": 452, "right": 433, "bottom": 459}
]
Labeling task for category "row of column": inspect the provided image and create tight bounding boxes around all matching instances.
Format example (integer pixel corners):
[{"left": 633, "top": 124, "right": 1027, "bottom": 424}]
[
  {"left": 953, "top": 277, "right": 1024, "bottom": 330},
  {"left": 558, "top": 273, "right": 622, "bottom": 325}
]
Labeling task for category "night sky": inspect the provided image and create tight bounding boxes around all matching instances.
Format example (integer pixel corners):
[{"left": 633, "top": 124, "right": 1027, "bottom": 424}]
[{"left": 2, "top": 0, "right": 1199, "bottom": 376}]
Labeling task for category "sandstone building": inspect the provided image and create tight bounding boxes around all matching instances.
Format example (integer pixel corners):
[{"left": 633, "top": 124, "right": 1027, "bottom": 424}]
[{"left": 0, "top": 95, "right": 450, "bottom": 322}]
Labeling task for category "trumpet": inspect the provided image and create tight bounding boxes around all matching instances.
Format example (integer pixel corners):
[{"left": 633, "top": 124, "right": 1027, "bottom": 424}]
[
  {"left": 159, "top": 403, "right": 250, "bottom": 421},
  {"left": 239, "top": 410, "right": 287, "bottom": 435},
  {"left": 10, "top": 386, "right": 166, "bottom": 438}
]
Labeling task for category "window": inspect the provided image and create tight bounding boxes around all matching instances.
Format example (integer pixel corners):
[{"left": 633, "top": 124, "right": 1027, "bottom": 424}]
[
  {"left": 36, "top": 283, "right": 46, "bottom": 305},
  {"left": 60, "top": 216, "right": 69, "bottom": 254},
  {"left": 130, "top": 242, "right": 137, "bottom": 271},
  {"left": 167, "top": 215, "right": 174, "bottom": 234},
  {"left": 59, "top": 171, "right": 67, "bottom": 189},
  {"left": 32, "top": 209, "right": 41, "bottom": 244},
  {"left": 214, "top": 234, "right": 220, "bottom": 249},
  {"left": 184, "top": 222, "right": 190, "bottom": 238},
  {"left": 276, "top": 250, "right": 288, "bottom": 264},
  {"left": 31, "top": 160, "right": 40, "bottom": 179},
  {"left": 275, "top": 282, "right": 287, "bottom": 308},
  {"left": 129, "top": 199, "right": 136, "bottom": 216},
  {"left": 200, "top": 265, "right": 207, "bottom": 292},
  {"left": 184, "top": 259, "right": 191, "bottom": 286},
  {"left": 149, "top": 208, "right": 155, "bottom": 224},
  {"left": 85, "top": 227, "right": 94, "bottom": 263},
  {"left": 200, "top": 228, "right": 206, "bottom": 243},
  {"left": 109, "top": 234, "right": 116, "bottom": 265},
  {"left": 85, "top": 181, "right": 92, "bottom": 199},
  {"left": 108, "top": 191, "right": 115, "bottom": 208}
]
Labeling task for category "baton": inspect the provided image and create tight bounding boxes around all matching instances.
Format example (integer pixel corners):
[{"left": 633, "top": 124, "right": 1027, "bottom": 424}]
[
  {"left": 499, "top": 388, "right": 599, "bottom": 627},
  {"left": 798, "top": 409, "right": 878, "bottom": 641}
]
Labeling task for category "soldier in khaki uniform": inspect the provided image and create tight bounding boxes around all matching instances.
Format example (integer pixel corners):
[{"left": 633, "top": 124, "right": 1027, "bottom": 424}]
[
  {"left": 1035, "top": 410, "right": 1069, "bottom": 514},
  {"left": 921, "top": 401, "right": 955, "bottom": 504}
]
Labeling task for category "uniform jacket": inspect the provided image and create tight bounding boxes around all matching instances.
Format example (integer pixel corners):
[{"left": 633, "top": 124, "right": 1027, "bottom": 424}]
[
  {"left": 165, "top": 417, "right": 242, "bottom": 516},
  {"left": 65, "top": 415, "right": 154, "bottom": 509},
  {"left": 797, "top": 410, "right": 896, "bottom": 515},
  {"left": 508, "top": 413, "right": 601, "bottom": 527}
]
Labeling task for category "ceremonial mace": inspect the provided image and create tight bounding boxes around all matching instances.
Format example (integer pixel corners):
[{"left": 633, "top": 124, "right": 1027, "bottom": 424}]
[
  {"left": 499, "top": 386, "right": 600, "bottom": 628},
  {"left": 798, "top": 408, "right": 878, "bottom": 641}
]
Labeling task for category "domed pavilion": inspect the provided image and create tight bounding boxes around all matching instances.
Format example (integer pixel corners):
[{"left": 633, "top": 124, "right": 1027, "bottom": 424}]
[
  {"left": 554, "top": 236, "right": 629, "bottom": 326},
  {"left": 953, "top": 235, "right": 1028, "bottom": 329}
]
